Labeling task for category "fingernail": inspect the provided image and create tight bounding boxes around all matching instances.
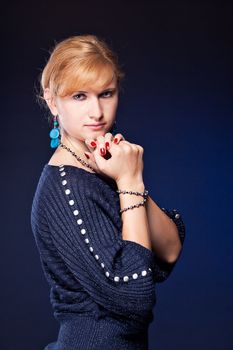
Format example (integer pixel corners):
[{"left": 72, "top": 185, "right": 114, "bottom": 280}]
[
  {"left": 100, "top": 148, "right": 106, "bottom": 155},
  {"left": 114, "top": 138, "right": 118, "bottom": 143},
  {"left": 90, "top": 141, "right": 97, "bottom": 147},
  {"left": 84, "top": 152, "right": 90, "bottom": 159},
  {"left": 105, "top": 141, "right": 110, "bottom": 150}
]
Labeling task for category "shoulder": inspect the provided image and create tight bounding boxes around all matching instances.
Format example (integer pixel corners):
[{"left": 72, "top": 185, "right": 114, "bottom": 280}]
[
  {"left": 32, "top": 164, "right": 119, "bottom": 211},
  {"left": 31, "top": 163, "right": 122, "bottom": 238}
]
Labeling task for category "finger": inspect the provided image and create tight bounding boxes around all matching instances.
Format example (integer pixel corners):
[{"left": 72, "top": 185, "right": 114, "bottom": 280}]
[
  {"left": 91, "top": 146, "right": 108, "bottom": 170},
  {"left": 84, "top": 138, "right": 97, "bottom": 151},
  {"left": 103, "top": 132, "right": 114, "bottom": 151},
  {"left": 120, "top": 140, "right": 131, "bottom": 145},
  {"left": 96, "top": 135, "right": 107, "bottom": 156},
  {"left": 113, "top": 133, "right": 126, "bottom": 144},
  {"left": 123, "top": 141, "right": 144, "bottom": 155}
]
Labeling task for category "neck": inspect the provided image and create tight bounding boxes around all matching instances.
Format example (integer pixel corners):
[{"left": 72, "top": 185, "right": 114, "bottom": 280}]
[
  {"left": 53, "top": 134, "right": 91, "bottom": 168},
  {"left": 61, "top": 133, "right": 90, "bottom": 154}
]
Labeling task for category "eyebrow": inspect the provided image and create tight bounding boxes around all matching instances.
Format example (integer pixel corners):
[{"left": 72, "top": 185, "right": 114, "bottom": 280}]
[{"left": 76, "top": 87, "right": 117, "bottom": 94}]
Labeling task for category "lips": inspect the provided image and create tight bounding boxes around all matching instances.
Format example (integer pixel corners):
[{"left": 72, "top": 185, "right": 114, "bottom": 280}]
[{"left": 85, "top": 123, "right": 105, "bottom": 126}]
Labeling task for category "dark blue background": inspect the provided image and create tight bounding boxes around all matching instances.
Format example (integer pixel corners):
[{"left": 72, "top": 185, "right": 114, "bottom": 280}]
[{"left": 1, "top": 1, "right": 232, "bottom": 349}]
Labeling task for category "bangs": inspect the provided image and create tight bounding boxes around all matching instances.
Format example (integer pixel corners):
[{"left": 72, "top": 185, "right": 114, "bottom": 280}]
[{"left": 54, "top": 58, "right": 116, "bottom": 97}]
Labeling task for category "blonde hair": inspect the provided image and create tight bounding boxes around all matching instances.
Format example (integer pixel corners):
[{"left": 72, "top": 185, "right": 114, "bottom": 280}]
[{"left": 40, "top": 34, "right": 125, "bottom": 102}]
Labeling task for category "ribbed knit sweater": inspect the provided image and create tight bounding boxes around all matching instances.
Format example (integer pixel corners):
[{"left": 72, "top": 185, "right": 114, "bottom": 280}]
[{"left": 30, "top": 163, "right": 186, "bottom": 350}]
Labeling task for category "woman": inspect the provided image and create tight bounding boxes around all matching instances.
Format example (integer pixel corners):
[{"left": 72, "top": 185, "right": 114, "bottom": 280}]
[{"left": 31, "top": 34, "right": 186, "bottom": 350}]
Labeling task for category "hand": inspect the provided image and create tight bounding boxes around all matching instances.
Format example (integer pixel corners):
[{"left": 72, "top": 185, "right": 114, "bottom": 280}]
[
  {"left": 83, "top": 132, "right": 144, "bottom": 183},
  {"left": 82, "top": 132, "right": 124, "bottom": 173}
]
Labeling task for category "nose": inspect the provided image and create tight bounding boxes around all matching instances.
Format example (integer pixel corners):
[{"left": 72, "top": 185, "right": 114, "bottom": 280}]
[{"left": 87, "top": 97, "right": 103, "bottom": 120}]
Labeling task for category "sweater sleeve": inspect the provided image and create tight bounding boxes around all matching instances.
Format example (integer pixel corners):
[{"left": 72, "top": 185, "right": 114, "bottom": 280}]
[
  {"left": 41, "top": 165, "right": 185, "bottom": 317},
  {"left": 150, "top": 207, "right": 186, "bottom": 283}
]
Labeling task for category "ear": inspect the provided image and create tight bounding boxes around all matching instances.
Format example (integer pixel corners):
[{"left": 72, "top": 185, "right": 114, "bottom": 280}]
[{"left": 43, "top": 88, "right": 58, "bottom": 116}]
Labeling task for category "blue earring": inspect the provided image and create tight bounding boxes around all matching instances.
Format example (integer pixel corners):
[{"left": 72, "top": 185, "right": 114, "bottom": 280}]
[
  {"left": 110, "top": 120, "right": 118, "bottom": 135},
  {"left": 49, "top": 115, "right": 60, "bottom": 148}
]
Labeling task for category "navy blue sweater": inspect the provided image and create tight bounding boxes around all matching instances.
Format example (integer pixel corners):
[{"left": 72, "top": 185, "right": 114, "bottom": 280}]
[{"left": 30, "top": 163, "right": 186, "bottom": 350}]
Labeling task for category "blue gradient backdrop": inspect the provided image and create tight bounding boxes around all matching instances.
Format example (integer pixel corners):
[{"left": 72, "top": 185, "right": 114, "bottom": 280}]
[{"left": 1, "top": 1, "right": 232, "bottom": 349}]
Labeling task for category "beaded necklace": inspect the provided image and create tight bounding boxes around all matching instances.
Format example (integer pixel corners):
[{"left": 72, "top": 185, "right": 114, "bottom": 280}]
[{"left": 59, "top": 142, "right": 96, "bottom": 172}]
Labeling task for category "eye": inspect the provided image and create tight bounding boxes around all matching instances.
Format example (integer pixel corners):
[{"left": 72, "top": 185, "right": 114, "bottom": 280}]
[
  {"left": 101, "top": 90, "right": 114, "bottom": 98},
  {"left": 73, "top": 93, "right": 86, "bottom": 101}
]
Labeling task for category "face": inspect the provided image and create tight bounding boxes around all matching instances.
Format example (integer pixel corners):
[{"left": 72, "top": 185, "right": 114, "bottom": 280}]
[{"left": 45, "top": 75, "right": 119, "bottom": 144}]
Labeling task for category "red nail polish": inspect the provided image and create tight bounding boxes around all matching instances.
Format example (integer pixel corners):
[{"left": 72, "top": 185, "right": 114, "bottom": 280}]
[
  {"left": 114, "top": 138, "right": 118, "bottom": 143},
  {"left": 100, "top": 148, "right": 106, "bottom": 155},
  {"left": 105, "top": 142, "right": 110, "bottom": 149},
  {"left": 84, "top": 152, "right": 90, "bottom": 159},
  {"left": 91, "top": 141, "right": 96, "bottom": 147}
]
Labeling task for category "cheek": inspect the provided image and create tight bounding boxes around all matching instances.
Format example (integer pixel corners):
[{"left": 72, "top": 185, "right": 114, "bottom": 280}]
[
  {"left": 111, "top": 101, "right": 118, "bottom": 114},
  {"left": 59, "top": 106, "right": 84, "bottom": 130},
  {"left": 105, "top": 99, "right": 118, "bottom": 113}
]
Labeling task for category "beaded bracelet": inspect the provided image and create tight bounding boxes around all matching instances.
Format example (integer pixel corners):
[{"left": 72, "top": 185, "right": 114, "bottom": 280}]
[
  {"left": 116, "top": 188, "right": 149, "bottom": 199},
  {"left": 116, "top": 188, "right": 149, "bottom": 214},
  {"left": 119, "top": 197, "right": 147, "bottom": 214}
]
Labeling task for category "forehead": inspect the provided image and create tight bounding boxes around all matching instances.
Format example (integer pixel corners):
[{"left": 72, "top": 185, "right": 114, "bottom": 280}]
[
  {"left": 79, "top": 81, "right": 117, "bottom": 93},
  {"left": 57, "top": 64, "right": 118, "bottom": 97}
]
